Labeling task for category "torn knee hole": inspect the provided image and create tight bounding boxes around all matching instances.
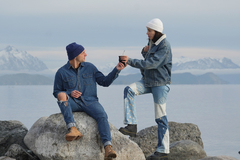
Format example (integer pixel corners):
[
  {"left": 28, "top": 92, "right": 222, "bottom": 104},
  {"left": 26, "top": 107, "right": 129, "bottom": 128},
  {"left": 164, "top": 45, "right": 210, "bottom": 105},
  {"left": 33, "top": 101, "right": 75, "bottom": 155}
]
[{"left": 58, "top": 101, "right": 68, "bottom": 106}]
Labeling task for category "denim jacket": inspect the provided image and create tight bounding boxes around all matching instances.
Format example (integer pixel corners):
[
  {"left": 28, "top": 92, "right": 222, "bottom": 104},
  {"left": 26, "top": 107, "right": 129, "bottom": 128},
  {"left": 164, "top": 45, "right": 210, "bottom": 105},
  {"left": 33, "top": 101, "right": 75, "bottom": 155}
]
[
  {"left": 127, "top": 35, "right": 172, "bottom": 87},
  {"left": 53, "top": 61, "right": 120, "bottom": 106}
]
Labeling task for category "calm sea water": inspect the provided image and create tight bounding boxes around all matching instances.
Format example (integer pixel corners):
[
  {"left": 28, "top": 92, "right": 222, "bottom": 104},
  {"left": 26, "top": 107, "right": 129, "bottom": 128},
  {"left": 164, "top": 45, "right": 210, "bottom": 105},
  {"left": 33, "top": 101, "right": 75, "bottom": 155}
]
[{"left": 0, "top": 85, "right": 239, "bottom": 159}]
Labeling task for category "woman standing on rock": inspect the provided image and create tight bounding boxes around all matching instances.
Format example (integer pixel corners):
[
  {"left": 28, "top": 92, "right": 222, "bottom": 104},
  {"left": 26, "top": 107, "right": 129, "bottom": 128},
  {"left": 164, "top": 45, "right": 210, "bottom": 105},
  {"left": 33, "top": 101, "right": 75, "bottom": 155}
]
[{"left": 119, "top": 18, "right": 172, "bottom": 160}]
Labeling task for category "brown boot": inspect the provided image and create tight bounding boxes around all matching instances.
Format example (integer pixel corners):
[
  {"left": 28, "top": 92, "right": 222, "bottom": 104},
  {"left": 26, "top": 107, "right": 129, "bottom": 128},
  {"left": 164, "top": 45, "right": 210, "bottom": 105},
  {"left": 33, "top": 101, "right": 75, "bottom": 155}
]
[
  {"left": 65, "top": 127, "right": 83, "bottom": 141},
  {"left": 104, "top": 145, "right": 117, "bottom": 160}
]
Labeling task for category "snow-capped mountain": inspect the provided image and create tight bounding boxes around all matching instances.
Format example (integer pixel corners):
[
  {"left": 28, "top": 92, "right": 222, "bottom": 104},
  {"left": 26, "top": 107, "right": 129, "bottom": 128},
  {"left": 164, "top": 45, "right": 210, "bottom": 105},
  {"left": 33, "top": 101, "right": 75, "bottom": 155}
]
[
  {"left": 172, "top": 56, "right": 240, "bottom": 71},
  {"left": 98, "top": 56, "right": 240, "bottom": 75},
  {"left": 0, "top": 46, "right": 48, "bottom": 72}
]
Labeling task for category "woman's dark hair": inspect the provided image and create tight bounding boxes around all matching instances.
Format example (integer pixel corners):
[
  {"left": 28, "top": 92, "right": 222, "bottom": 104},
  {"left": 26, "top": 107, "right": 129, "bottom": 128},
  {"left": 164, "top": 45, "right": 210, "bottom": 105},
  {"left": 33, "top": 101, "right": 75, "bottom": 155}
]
[{"left": 152, "top": 31, "right": 163, "bottom": 43}]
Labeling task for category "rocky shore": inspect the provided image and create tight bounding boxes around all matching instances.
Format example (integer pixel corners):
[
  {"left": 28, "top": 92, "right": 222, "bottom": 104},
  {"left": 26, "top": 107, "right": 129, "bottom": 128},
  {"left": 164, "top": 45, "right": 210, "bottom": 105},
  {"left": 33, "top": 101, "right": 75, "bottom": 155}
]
[{"left": 0, "top": 113, "right": 238, "bottom": 160}]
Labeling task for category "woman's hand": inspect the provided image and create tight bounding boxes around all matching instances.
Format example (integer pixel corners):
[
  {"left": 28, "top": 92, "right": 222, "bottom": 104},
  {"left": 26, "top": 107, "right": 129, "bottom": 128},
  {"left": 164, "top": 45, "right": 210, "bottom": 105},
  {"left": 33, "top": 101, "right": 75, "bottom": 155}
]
[
  {"left": 119, "top": 55, "right": 129, "bottom": 65},
  {"left": 143, "top": 46, "right": 149, "bottom": 52}
]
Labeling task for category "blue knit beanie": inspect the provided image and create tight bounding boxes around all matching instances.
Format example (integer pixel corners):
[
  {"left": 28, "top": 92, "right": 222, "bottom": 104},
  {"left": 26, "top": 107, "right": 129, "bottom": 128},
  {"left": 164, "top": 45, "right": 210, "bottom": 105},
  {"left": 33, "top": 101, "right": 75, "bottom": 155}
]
[{"left": 66, "top": 42, "right": 85, "bottom": 60}]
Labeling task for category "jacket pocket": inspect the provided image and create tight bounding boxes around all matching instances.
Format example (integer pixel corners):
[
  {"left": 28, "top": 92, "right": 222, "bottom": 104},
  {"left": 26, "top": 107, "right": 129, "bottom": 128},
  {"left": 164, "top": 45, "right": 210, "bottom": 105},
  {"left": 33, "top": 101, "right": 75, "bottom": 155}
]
[
  {"left": 83, "top": 73, "right": 93, "bottom": 85},
  {"left": 63, "top": 76, "right": 75, "bottom": 89}
]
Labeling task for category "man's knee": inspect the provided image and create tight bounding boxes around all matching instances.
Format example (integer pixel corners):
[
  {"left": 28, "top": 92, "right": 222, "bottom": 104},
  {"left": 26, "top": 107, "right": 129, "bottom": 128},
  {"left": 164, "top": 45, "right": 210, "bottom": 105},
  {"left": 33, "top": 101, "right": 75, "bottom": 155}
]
[{"left": 57, "top": 92, "right": 68, "bottom": 101}]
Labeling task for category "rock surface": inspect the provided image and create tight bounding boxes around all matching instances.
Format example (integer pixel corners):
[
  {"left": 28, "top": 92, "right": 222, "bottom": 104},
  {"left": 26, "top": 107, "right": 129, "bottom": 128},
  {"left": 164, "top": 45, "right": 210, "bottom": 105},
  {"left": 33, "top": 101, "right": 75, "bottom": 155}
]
[
  {"left": 199, "top": 156, "right": 238, "bottom": 160},
  {"left": 169, "top": 122, "right": 203, "bottom": 147},
  {"left": 5, "top": 144, "right": 39, "bottom": 160},
  {"left": 0, "top": 156, "right": 15, "bottom": 160},
  {"left": 169, "top": 140, "right": 206, "bottom": 160},
  {"left": 24, "top": 113, "right": 145, "bottom": 160},
  {"left": 130, "top": 121, "right": 203, "bottom": 157},
  {"left": 0, "top": 120, "right": 28, "bottom": 156},
  {"left": 5, "top": 144, "right": 28, "bottom": 160}
]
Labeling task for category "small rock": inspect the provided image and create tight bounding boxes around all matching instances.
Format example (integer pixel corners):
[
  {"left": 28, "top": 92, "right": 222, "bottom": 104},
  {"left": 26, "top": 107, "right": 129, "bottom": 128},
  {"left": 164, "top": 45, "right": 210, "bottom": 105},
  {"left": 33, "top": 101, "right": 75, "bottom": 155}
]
[
  {"left": 169, "top": 140, "right": 206, "bottom": 160},
  {"left": 199, "top": 155, "right": 238, "bottom": 160},
  {"left": 5, "top": 144, "right": 29, "bottom": 160},
  {"left": 5, "top": 144, "right": 39, "bottom": 160}
]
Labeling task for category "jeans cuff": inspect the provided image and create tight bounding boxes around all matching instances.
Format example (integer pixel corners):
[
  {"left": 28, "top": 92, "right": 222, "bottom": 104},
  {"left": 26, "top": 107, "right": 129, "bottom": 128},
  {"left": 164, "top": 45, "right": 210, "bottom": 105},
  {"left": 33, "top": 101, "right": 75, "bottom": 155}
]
[
  {"left": 103, "top": 141, "right": 112, "bottom": 147},
  {"left": 67, "top": 122, "right": 76, "bottom": 129},
  {"left": 156, "top": 148, "right": 170, "bottom": 154}
]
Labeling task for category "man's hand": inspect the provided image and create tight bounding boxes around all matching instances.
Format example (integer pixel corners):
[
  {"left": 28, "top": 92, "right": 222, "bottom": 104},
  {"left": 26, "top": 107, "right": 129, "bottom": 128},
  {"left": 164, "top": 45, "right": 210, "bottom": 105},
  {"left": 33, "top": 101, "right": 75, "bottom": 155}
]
[
  {"left": 116, "top": 62, "right": 126, "bottom": 70},
  {"left": 71, "top": 90, "right": 82, "bottom": 98}
]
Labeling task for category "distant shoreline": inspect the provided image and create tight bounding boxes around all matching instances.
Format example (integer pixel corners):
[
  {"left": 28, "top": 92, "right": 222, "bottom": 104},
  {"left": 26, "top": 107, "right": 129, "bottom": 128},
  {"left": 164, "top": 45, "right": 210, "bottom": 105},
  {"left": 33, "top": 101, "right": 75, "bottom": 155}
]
[{"left": 0, "top": 72, "right": 240, "bottom": 85}]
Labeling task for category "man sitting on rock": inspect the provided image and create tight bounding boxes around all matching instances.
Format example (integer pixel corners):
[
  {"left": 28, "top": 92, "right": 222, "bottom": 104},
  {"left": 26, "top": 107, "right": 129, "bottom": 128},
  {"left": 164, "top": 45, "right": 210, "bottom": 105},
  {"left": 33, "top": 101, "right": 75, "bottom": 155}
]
[{"left": 53, "top": 42, "right": 125, "bottom": 159}]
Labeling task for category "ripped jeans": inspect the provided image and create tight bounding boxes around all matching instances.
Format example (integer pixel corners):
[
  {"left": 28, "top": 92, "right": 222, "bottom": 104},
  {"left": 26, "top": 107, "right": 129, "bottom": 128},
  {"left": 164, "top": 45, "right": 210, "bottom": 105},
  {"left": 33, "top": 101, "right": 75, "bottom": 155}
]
[
  {"left": 57, "top": 94, "right": 112, "bottom": 147},
  {"left": 123, "top": 80, "right": 170, "bottom": 153}
]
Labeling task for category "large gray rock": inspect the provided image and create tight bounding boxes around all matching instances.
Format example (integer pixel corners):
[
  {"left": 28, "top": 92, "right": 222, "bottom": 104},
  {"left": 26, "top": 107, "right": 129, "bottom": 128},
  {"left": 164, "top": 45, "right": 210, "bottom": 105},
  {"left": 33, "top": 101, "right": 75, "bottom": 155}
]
[
  {"left": 24, "top": 113, "right": 145, "bottom": 160},
  {"left": 199, "top": 156, "right": 238, "bottom": 160},
  {"left": 169, "top": 140, "right": 206, "bottom": 160},
  {"left": 130, "top": 121, "right": 203, "bottom": 157},
  {"left": 0, "top": 121, "right": 28, "bottom": 156}
]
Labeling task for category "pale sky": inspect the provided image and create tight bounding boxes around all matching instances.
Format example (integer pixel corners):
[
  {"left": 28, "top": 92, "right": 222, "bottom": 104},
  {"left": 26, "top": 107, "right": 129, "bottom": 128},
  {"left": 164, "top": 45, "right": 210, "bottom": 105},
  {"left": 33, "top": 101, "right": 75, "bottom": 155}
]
[{"left": 0, "top": 0, "right": 240, "bottom": 71}]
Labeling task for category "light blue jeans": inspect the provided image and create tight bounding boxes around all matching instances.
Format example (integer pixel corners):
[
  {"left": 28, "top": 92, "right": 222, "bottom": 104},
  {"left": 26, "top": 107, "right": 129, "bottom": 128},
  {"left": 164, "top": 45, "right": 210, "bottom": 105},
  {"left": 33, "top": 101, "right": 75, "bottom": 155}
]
[
  {"left": 57, "top": 94, "right": 112, "bottom": 147},
  {"left": 123, "top": 80, "right": 170, "bottom": 153}
]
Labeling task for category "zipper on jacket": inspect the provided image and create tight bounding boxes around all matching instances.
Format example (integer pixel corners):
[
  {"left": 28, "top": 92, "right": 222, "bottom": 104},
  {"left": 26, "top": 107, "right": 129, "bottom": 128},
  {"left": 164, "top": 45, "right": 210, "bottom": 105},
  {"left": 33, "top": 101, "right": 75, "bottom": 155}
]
[{"left": 145, "top": 40, "right": 153, "bottom": 60}]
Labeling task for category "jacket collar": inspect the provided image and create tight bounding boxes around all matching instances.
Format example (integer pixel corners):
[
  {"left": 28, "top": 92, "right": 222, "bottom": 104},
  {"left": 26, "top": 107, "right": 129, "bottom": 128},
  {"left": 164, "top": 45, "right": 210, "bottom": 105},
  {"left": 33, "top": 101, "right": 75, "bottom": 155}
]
[
  {"left": 67, "top": 61, "right": 85, "bottom": 69},
  {"left": 154, "top": 34, "right": 166, "bottom": 45}
]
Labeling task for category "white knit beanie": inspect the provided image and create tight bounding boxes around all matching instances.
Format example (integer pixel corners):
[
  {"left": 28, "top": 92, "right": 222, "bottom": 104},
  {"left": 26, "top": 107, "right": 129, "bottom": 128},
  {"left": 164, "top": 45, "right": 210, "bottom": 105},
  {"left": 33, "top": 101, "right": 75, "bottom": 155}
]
[{"left": 146, "top": 18, "right": 163, "bottom": 33}]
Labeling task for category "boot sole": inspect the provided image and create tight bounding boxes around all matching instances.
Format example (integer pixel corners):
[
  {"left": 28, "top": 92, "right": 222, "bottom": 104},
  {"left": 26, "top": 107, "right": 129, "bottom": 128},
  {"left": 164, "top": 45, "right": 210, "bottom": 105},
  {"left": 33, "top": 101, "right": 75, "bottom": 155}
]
[
  {"left": 75, "top": 134, "right": 83, "bottom": 140},
  {"left": 65, "top": 134, "right": 83, "bottom": 141},
  {"left": 119, "top": 128, "right": 137, "bottom": 137},
  {"left": 104, "top": 153, "right": 117, "bottom": 160}
]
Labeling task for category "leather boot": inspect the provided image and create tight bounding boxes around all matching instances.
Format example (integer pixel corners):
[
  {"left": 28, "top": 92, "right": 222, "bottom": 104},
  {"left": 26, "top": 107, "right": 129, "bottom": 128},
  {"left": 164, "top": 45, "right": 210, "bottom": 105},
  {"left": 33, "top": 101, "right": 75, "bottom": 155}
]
[
  {"left": 65, "top": 126, "right": 83, "bottom": 141},
  {"left": 104, "top": 145, "right": 117, "bottom": 160},
  {"left": 119, "top": 124, "right": 137, "bottom": 137}
]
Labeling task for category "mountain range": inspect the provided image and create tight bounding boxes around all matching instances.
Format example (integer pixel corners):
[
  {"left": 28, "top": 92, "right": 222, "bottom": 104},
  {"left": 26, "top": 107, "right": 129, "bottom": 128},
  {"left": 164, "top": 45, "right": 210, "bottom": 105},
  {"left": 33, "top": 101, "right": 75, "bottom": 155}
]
[
  {"left": 0, "top": 46, "right": 48, "bottom": 72},
  {"left": 99, "top": 56, "right": 240, "bottom": 75},
  {"left": 172, "top": 56, "right": 240, "bottom": 71},
  {"left": 1, "top": 46, "right": 240, "bottom": 74},
  {"left": 0, "top": 46, "right": 239, "bottom": 85}
]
